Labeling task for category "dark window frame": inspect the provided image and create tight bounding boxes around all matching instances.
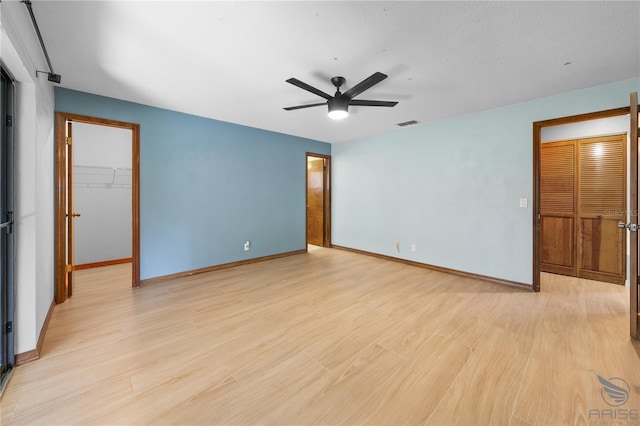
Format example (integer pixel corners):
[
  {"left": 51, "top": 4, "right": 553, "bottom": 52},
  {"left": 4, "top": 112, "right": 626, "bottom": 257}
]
[{"left": 0, "top": 64, "right": 16, "bottom": 394}]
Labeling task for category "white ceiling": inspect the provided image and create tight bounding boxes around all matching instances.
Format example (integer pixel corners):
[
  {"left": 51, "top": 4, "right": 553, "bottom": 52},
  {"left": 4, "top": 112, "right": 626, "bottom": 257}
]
[{"left": 32, "top": 1, "right": 640, "bottom": 143}]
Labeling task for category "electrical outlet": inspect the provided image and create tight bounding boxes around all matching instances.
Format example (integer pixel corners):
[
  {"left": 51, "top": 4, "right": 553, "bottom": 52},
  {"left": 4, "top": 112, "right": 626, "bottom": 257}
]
[
  {"left": 244, "top": 241, "right": 250, "bottom": 251},
  {"left": 395, "top": 241, "right": 400, "bottom": 252},
  {"left": 410, "top": 244, "right": 416, "bottom": 252}
]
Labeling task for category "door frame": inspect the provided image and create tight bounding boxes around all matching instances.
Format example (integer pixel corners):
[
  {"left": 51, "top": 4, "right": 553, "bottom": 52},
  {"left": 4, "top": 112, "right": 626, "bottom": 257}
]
[
  {"left": 305, "top": 152, "right": 331, "bottom": 248},
  {"left": 55, "top": 112, "right": 140, "bottom": 303},
  {"left": 533, "top": 106, "right": 634, "bottom": 292}
]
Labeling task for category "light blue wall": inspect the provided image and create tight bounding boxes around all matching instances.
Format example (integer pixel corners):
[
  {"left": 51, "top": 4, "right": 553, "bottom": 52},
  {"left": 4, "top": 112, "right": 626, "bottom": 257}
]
[
  {"left": 55, "top": 88, "right": 330, "bottom": 280},
  {"left": 332, "top": 78, "right": 640, "bottom": 285}
]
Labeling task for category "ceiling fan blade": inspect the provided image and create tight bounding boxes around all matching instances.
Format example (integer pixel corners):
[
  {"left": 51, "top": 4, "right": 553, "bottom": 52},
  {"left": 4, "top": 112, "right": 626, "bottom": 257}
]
[
  {"left": 283, "top": 102, "right": 327, "bottom": 111},
  {"left": 286, "top": 78, "right": 332, "bottom": 100},
  {"left": 349, "top": 100, "right": 398, "bottom": 107},
  {"left": 343, "top": 72, "right": 388, "bottom": 99}
]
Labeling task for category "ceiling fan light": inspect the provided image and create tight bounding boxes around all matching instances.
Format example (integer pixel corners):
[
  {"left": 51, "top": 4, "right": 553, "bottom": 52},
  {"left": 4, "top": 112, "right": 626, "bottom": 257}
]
[
  {"left": 328, "top": 109, "right": 348, "bottom": 120},
  {"left": 328, "top": 98, "right": 349, "bottom": 120}
]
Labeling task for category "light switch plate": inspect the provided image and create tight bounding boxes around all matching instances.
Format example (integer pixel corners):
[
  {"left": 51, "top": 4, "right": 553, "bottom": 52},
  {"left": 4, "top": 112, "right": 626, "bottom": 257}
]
[{"left": 519, "top": 198, "right": 528, "bottom": 208}]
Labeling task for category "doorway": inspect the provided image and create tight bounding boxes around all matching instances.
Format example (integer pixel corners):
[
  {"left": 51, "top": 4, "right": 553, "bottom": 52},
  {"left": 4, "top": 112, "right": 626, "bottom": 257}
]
[
  {"left": 55, "top": 113, "right": 140, "bottom": 303},
  {"left": 533, "top": 94, "right": 639, "bottom": 338},
  {"left": 306, "top": 153, "right": 331, "bottom": 248},
  {"left": 72, "top": 122, "right": 133, "bottom": 271}
]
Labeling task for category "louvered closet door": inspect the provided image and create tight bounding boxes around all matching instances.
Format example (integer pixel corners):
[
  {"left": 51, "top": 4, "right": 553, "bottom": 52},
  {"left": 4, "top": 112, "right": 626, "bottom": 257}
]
[
  {"left": 540, "top": 141, "right": 576, "bottom": 276},
  {"left": 578, "top": 135, "right": 626, "bottom": 284}
]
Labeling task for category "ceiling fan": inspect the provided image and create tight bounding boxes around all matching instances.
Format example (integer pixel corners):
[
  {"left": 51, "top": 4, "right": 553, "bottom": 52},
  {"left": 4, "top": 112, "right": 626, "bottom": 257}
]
[{"left": 284, "top": 72, "right": 398, "bottom": 119}]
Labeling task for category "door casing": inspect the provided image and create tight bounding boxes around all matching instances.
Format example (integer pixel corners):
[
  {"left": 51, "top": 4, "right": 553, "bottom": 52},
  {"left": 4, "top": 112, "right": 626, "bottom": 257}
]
[{"left": 55, "top": 112, "right": 140, "bottom": 303}]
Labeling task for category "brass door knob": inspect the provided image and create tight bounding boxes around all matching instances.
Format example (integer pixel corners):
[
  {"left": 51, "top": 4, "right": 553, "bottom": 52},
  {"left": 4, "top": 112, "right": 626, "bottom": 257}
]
[{"left": 71, "top": 213, "right": 81, "bottom": 218}]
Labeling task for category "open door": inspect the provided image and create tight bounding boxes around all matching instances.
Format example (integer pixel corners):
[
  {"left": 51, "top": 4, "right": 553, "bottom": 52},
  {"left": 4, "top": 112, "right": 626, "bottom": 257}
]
[
  {"left": 55, "top": 112, "right": 140, "bottom": 304},
  {"left": 630, "top": 92, "right": 639, "bottom": 339},
  {"left": 66, "top": 121, "right": 75, "bottom": 297},
  {"left": 306, "top": 153, "right": 331, "bottom": 248}
]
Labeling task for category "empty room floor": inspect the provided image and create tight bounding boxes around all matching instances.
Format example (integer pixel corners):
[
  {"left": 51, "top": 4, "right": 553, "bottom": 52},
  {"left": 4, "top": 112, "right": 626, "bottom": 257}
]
[{"left": 1, "top": 248, "right": 639, "bottom": 425}]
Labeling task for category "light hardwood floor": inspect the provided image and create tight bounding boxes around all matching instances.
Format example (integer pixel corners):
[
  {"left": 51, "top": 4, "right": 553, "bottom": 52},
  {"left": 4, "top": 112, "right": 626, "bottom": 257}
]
[{"left": 1, "top": 248, "right": 639, "bottom": 425}]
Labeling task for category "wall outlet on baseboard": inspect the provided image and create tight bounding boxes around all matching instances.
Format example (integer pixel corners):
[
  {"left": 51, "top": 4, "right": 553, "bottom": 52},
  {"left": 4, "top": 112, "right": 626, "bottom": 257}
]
[
  {"left": 244, "top": 241, "right": 250, "bottom": 251},
  {"left": 410, "top": 244, "right": 416, "bottom": 252}
]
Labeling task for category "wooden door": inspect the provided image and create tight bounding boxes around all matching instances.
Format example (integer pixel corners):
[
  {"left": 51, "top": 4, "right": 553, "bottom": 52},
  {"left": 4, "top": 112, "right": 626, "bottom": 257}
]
[
  {"left": 66, "top": 121, "right": 74, "bottom": 297},
  {"left": 630, "top": 92, "right": 639, "bottom": 338},
  {"left": 307, "top": 156, "right": 325, "bottom": 246},
  {"left": 540, "top": 135, "right": 626, "bottom": 284},
  {"left": 540, "top": 141, "right": 576, "bottom": 276},
  {"left": 577, "top": 135, "right": 626, "bottom": 284}
]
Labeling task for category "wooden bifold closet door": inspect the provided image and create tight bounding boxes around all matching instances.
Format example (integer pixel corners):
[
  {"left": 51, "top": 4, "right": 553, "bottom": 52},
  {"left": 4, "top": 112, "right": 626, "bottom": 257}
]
[
  {"left": 540, "top": 141, "right": 576, "bottom": 276},
  {"left": 540, "top": 134, "right": 626, "bottom": 284}
]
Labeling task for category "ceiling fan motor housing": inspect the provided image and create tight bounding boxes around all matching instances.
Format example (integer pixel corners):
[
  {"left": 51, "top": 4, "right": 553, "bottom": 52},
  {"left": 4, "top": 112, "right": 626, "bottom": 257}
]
[{"left": 328, "top": 97, "right": 349, "bottom": 114}]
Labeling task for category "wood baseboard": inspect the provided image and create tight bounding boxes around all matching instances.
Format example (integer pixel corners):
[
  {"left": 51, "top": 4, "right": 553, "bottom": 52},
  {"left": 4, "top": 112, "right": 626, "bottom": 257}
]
[
  {"left": 15, "top": 298, "right": 55, "bottom": 366},
  {"left": 331, "top": 244, "right": 532, "bottom": 291},
  {"left": 14, "top": 348, "right": 39, "bottom": 366},
  {"left": 140, "top": 249, "right": 307, "bottom": 285},
  {"left": 73, "top": 257, "right": 132, "bottom": 271}
]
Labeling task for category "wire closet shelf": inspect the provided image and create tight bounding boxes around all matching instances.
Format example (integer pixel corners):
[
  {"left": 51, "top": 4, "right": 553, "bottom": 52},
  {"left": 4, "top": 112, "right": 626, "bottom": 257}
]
[{"left": 73, "top": 165, "right": 132, "bottom": 188}]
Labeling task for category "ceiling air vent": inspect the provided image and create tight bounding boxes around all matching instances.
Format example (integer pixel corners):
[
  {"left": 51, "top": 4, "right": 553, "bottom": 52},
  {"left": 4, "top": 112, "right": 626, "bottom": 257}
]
[{"left": 397, "top": 120, "right": 418, "bottom": 127}]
